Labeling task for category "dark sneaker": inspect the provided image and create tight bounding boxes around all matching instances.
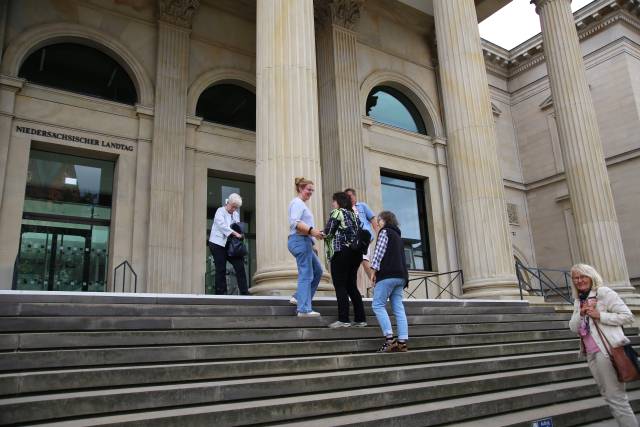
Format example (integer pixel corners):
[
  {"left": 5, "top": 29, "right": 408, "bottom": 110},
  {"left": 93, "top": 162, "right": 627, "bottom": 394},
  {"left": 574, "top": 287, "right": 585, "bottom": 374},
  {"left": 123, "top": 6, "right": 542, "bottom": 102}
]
[{"left": 377, "top": 339, "right": 398, "bottom": 353}]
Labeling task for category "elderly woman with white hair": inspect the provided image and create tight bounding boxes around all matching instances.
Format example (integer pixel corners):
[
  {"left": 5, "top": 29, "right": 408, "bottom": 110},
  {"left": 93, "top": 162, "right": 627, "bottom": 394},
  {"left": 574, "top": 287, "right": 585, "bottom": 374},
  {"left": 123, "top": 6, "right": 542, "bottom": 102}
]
[
  {"left": 568, "top": 263, "right": 637, "bottom": 427},
  {"left": 208, "top": 193, "right": 249, "bottom": 295}
]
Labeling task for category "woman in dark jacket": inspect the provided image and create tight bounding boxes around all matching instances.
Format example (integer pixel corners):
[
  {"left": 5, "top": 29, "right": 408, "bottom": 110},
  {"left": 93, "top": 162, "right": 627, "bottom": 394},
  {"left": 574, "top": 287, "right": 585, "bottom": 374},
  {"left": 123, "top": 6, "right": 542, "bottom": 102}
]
[
  {"left": 323, "top": 192, "right": 366, "bottom": 328},
  {"left": 369, "top": 210, "right": 409, "bottom": 352}
]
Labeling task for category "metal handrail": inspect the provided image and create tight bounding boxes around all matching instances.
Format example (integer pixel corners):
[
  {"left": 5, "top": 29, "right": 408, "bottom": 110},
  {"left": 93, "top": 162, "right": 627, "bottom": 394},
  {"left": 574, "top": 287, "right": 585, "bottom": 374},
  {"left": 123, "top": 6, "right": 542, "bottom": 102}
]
[
  {"left": 113, "top": 260, "right": 137, "bottom": 293},
  {"left": 515, "top": 260, "right": 572, "bottom": 303},
  {"left": 405, "top": 269, "right": 463, "bottom": 299}
]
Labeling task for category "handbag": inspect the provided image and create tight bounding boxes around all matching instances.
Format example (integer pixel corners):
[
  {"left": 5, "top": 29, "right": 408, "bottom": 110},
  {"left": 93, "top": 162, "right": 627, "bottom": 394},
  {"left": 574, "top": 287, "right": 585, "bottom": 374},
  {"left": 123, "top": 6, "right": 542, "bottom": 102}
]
[
  {"left": 227, "top": 236, "right": 247, "bottom": 258},
  {"left": 593, "top": 319, "right": 640, "bottom": 382},
  {"left": 226, "top": 223, "right": 247, "bottom": 258}
]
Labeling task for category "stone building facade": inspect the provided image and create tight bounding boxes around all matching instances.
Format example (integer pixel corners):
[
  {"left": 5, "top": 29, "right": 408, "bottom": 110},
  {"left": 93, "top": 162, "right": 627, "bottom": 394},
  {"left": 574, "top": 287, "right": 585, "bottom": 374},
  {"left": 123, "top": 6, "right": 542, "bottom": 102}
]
[{"left": 0, "top": 0, "right": 638, "bottom": 300}]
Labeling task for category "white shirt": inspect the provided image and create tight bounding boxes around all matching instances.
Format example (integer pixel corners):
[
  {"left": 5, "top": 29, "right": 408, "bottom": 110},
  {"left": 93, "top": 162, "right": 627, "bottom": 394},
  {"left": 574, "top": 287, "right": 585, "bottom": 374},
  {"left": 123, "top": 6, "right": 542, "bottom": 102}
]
[
  {"left": 288, "top": 197, "right": 314, "bottom": 236},
  {"left": 209, "top": 207, "right": 240, "bottom": 247}
]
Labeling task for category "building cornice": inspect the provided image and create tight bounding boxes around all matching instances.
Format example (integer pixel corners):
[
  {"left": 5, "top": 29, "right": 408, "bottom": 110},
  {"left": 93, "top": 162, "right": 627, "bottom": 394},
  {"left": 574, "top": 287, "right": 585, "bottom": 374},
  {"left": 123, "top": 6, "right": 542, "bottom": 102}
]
[{"left": 482, "top": 0, "right": 640, "bottom": 78}]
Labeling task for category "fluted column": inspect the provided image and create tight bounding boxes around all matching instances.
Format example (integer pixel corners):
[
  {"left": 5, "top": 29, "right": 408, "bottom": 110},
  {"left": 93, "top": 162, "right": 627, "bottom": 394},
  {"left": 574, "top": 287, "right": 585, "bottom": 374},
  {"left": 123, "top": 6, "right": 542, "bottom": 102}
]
[
  {"left": 433, "top": 0, "right": 519, "bottom": 298},
  {"left": 252, "top": 0, "right": 331, "bottom": 295},
  {"left": 146, "top": 0, "right": 199, "bottom": 293},
  {"left": 533, "top": 0, "right": 633, "bottom": 295},
  {"left": 315, "top": 0, "right": 367, "bottom": 204}
]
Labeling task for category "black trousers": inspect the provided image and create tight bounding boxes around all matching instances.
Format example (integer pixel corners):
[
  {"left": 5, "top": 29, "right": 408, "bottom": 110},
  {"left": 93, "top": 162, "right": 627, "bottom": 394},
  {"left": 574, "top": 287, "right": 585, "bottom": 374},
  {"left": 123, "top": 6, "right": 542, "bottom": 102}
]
[
  {"left": 330, "top": 248, "right": 366, "bottom": 323},
  {"left": 210, "top": 242, "right": 249, "bottom": 295}
]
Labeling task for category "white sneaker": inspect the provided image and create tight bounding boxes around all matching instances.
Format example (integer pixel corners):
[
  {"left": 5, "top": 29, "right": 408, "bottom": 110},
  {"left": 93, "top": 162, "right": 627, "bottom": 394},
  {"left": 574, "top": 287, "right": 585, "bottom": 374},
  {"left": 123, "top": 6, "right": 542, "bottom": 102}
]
[
  {"left": 350, "top": 322, "right": 368, "bottom": 327},
  {"left": 297, "top": 311, "right": 321, "bottom": 317},
  {"left": 289, "top": 296, "right": 297, "bottom": 305},
  {"left": 328, "top": 321, "right": 351, "bottom": 328}
]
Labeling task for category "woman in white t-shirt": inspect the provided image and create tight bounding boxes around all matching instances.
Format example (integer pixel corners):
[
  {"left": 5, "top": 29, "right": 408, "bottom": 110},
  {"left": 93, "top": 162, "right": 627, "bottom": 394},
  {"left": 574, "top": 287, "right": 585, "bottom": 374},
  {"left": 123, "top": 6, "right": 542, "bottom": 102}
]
[{"left": 287, "top": 177, "right": 324, "bottom": 317}]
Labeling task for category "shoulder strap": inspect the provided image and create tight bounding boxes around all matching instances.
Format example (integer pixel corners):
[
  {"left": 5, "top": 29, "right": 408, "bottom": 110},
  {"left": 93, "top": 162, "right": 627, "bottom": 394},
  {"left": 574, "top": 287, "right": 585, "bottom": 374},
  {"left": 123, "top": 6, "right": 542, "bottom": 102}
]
[{"left": 593, "top": 318, "right": 614, "bottom": 357}]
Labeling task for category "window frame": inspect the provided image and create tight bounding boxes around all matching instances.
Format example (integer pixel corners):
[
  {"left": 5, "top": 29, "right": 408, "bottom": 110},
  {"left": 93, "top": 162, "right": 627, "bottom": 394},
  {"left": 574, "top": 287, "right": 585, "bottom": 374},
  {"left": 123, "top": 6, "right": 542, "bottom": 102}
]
[{"left": 380, "top": 171, "right": 432, "bottom": 271}]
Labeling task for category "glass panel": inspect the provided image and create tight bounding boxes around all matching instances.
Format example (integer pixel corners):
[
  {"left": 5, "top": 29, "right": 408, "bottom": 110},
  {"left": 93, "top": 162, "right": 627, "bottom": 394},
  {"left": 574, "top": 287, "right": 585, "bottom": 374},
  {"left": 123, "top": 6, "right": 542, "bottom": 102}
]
[
  {"left": 366, "top": 86, "right": 427, "bottom": 135},
  {"left": 15, "top": 149, "right": 113, "bottom": 292},
  {"left": 205, "top": 176, "right": 256, "bottom": 294},
  {"left": 381, "top": 174, "right": 431, "bottom": 271},
  {"left": 18, "top": 43, "right": 137, "bottom": 104},
  {"left": 196, "top": 84, "right": 256, "bottom": 131}
]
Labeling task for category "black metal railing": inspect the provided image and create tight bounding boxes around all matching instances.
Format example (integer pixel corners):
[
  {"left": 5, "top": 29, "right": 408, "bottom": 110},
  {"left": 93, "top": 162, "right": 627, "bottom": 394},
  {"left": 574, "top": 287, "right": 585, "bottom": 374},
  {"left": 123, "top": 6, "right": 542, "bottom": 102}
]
[
  {"left": 515, "top": 260, "right": 572, "bottom": 303},
  {"left": 113, "top": 260, "right": 137, "bottom": 293},
  {"left": 405, "top": 270, "right": 464, "bottom": 299}
]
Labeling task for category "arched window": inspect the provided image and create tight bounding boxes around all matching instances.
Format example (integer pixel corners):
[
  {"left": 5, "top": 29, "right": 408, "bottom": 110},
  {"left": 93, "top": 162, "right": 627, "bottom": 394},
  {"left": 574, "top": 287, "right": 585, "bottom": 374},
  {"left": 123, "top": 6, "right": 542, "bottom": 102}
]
[
  {"left": 196, "top": 83, "right": 256, "bottom": 131},
  {"left": 366, "top": 85, "right": 427, "bottom": 135},
  {"left": 18, "top": 43, "right": 137, "bottom": 105}
]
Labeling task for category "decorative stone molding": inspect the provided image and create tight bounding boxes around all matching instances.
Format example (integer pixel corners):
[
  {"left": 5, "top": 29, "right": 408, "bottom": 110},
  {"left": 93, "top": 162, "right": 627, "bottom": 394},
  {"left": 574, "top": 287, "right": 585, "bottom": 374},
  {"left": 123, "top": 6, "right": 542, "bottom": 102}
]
[
  {"left": 1, "top": 22, "right": 154, "bottom": 106},
  {"left": 314, "top": 0, "right": 364, "bottom": 30},
  {"left": 484, "top": 1, "right": 640, "bottom": 78},
  {"left": 158, "top": 0, "right": 200, "bottom": 28}
]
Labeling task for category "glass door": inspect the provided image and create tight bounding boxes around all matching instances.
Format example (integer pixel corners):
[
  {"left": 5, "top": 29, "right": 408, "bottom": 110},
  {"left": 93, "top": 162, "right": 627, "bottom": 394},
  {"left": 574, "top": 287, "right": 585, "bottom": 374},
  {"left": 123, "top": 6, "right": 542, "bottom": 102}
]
[{"left": 14, "top": 149, "right": 114, "bottom": 292}]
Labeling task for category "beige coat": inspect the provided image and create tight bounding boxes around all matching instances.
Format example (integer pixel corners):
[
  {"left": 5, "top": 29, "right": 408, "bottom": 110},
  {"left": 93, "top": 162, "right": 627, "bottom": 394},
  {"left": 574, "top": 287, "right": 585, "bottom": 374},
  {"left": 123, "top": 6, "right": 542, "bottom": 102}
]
[{"left": 569, "top": 286, "right": 634, "bottom": 355}]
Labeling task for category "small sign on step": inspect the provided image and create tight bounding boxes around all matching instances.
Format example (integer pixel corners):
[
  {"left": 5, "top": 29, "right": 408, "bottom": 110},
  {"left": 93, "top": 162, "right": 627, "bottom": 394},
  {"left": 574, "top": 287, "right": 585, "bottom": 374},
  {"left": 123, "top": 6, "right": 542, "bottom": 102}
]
[{"left": 532, "top": 418, "right": 553, "bottom": 427}]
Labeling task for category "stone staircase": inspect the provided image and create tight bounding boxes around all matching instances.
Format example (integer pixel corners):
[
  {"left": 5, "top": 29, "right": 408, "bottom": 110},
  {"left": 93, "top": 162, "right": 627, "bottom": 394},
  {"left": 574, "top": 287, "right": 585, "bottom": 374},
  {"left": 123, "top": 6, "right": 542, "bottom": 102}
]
[{"left": 0, "top": 291, "right": 639, "bottom": 426}]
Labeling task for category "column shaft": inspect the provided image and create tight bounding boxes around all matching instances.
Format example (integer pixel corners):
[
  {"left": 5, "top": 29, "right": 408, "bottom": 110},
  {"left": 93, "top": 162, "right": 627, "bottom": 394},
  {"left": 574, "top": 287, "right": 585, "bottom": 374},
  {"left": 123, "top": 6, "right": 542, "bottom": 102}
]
[
  {"left": 147, "top": 20, "right": 191, "bottom": 293},
  {"left": 316, "top": 15, "right": 366, "bottom": 202},
  {"left": 253, "top": 0, "right": 330, "bottom": 294},
  {"left": 433, "top": 0, "right": 519, "bottom": 298},
  {"left": 535, "top": 0, "right": 632, "bottom": 292}
]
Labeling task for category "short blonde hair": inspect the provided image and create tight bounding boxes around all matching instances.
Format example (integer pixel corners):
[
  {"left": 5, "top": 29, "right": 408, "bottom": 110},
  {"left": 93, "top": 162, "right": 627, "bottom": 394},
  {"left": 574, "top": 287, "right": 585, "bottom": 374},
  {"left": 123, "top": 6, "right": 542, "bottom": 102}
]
[
  {"left": 294, "top": 177, "right": 314, "bottom": 193},
  {"left": 570, "top": 263, "right": 603, "bottom": 296},
  {"left": 226, "top": 193, "right": 243, "bottom": 207}
]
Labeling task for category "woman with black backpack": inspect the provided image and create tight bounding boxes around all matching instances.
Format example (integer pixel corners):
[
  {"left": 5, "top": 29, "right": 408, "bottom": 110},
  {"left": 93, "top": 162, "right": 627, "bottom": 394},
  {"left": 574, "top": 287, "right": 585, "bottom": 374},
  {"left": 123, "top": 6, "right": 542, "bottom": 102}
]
[
  {"left": 323, "top": 192, "right": 367, "bottom": 329},
  {"left": 369, "top": 210, "right": 409, "bottom": 352}
]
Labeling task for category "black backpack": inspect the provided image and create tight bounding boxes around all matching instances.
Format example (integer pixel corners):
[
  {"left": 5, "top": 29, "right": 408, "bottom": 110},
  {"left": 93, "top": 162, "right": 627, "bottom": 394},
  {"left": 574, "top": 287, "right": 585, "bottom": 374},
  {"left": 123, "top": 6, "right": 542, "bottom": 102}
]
[{"left": 348, "top": 212, "right": 371, "bottom": 255}]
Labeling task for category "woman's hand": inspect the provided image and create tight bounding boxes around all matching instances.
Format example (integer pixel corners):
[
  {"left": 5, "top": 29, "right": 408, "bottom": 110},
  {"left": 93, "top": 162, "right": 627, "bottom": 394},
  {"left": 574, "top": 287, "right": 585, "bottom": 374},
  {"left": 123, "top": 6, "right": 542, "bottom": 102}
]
[
  {"left": 369, "top": 271, "right": 376, "bottom": 285},
  {"left": 310, "top": 228, "right": 324, "bottom": 239},
  {"left": 586, "top": 306, "right": 601, "bottom": 320},
  {"left": 232, "top": 231, "right": 243, "bottom": 239}
]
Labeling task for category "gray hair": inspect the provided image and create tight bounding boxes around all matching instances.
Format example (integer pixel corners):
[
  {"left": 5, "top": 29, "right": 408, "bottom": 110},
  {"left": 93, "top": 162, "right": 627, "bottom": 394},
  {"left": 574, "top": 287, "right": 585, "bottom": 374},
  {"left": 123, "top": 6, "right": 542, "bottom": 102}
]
[
  {"left": 570, "top": 263, "right": 603, "bottom": 296},
  {"left": 226, "top": 193, "right": 243, "bottom": 208}
]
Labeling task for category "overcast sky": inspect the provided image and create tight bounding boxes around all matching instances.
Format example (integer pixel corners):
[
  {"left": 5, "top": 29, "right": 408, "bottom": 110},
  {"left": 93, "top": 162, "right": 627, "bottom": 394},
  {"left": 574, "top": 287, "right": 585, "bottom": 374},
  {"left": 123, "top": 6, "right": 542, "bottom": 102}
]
[{"left": 479, "top": 0, "right": 596, "bottom": 50}]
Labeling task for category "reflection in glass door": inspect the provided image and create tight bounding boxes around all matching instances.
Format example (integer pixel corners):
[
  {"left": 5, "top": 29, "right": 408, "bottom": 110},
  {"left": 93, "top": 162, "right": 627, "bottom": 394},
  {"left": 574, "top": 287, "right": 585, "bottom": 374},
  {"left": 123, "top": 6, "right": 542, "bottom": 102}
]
[{"left": 14, "top": 149, "right": 114, "bottom": 292}]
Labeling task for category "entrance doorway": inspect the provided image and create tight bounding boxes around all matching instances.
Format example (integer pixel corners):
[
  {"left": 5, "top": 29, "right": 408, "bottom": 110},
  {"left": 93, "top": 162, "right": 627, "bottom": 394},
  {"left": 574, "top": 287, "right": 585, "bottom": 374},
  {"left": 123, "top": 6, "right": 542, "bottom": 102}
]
[{"left": 13, "top": 149, "right": 114, "bottom": 291}]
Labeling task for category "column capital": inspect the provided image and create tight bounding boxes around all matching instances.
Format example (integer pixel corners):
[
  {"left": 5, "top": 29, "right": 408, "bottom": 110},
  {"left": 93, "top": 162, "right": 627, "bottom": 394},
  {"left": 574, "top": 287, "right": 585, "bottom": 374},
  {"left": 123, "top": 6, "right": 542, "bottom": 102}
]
[
  {"left": 314, "top": 0, "right": 365, "bottom": 31},
  {"left": 530, "top": 0, "right": 571, "bottom": 15},
  {"left": 158, "top": 0, "right": 200, "bottom": 28}
]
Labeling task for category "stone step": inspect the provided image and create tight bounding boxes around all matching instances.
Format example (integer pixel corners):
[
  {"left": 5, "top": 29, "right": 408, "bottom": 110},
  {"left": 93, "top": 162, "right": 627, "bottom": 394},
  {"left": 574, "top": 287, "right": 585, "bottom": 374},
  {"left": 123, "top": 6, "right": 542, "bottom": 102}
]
[
  {"left": 0, "top": 323, "right": 576, "bottom": 351},
  {"left": 0, "top": 302, "right": 557, "bottom": 317},
  {"left": 0, "top": 364, "right": 594, "bottom": 425},
  {"left": 0, "top": 291, "right": 531, "bottom": 307},
  {"left": 0, "top": 349, "right": 582, "bottom": 396},
  {"left": 0, "top": 313, "right": 571, "bottom": 332},
  {"left": 262, "top": 381, "right": 640, "bottom": 427},
  {"left": 0, "top": 321, "right": 574, "bottom": 353},
  {"left": 22, "top": 377, "right": 624, "bottom": 426},
  {"left": 0, "top": 338, "right": 581, "bottom": 372},
  {"left": 445, "top": 390, "right": 640, "bottom": 426}
]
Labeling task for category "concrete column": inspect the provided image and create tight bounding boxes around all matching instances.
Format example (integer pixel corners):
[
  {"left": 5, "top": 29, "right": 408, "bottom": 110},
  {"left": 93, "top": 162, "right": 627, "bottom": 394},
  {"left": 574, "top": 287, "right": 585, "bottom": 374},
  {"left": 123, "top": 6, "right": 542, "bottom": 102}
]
[
  {"left": 315, "top": 0, "right": 367, "bottom": 204},
  {"left": 533, "top": 0, "right": 634, "bottom": 296},
  {"left": 0, "top": 76, "right": 24, "bottom": 289},
  {"left": 253, "top": 0, "right": 331, "bottom": 295},
  {"left": 146, "top": 0, "right": 198, "bottom": 293},
  {"left": 433, "top": 0, "right": 519, "bottom": 298}
]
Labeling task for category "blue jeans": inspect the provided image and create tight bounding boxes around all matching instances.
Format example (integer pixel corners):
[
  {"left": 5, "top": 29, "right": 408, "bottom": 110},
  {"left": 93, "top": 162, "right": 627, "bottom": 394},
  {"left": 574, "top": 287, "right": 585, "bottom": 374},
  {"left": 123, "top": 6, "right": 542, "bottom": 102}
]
[
  {"left": 288, "top": 235, "right": 323, "bottom": 313},
  {"left": 372, "top": 277, "right": 408, "bottom": 340}
]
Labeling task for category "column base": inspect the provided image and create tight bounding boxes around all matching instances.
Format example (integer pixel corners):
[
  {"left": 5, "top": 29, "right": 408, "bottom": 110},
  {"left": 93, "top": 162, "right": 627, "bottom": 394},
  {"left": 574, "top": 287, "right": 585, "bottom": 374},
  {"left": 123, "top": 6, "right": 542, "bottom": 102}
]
[
  {"left": 607, "top": 282, "right": 640, "bottom": 305},
  {"left": 252, "top": 268, "right": 333, "bottom": 296},
  {"left": 462, "top": 276, "right": 524, "bottom": 300}
]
